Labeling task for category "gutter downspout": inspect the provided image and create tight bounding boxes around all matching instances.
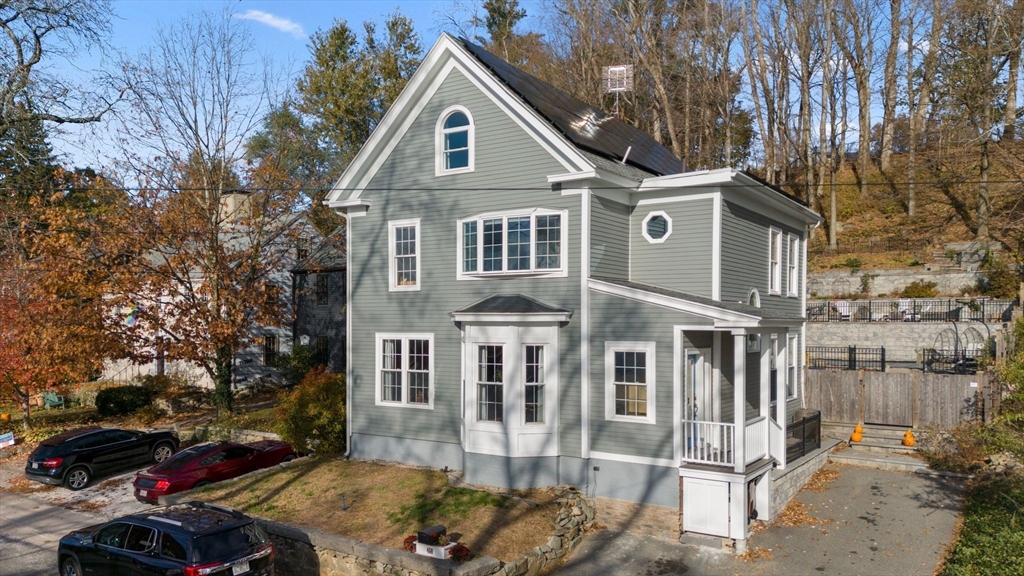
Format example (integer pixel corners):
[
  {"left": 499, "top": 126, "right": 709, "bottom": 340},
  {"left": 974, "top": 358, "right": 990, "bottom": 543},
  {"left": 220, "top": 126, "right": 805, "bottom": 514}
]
[{"left": 343, "top": 214, "right": 353, "bottom": 458}]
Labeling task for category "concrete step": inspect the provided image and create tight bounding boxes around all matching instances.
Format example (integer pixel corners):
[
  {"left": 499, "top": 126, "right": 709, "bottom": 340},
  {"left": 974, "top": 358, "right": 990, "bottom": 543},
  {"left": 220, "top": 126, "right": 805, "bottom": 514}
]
[
  {"left": 823, "top": 423, "right": 913, "bottom": 441},
  {"left": 848, "top": 441, "right": 918, "bottom": 455},
  {"left": 830, "top": 451, "right": 928, "bottom": 473}
]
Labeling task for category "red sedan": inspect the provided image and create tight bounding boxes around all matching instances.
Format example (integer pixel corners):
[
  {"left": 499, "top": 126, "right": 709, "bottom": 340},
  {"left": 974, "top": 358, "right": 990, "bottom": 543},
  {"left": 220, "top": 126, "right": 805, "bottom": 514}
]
[{"left": 133, "top": 440, "right": 296, "bottom": 504}]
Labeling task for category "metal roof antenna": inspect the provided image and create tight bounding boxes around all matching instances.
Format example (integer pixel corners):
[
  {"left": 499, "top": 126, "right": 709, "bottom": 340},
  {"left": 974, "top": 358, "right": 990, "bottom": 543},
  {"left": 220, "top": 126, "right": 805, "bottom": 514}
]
[{"left": 602, "top": 64, "right": 634, "bottom": 118}]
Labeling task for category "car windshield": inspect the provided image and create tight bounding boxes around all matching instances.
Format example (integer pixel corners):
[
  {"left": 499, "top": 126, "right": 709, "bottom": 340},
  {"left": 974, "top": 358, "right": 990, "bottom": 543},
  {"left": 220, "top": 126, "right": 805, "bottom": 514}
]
[
  {"left": 152, "top": 446, "right": 209, "bottom": 472},
  {"left": 191, "top": 522, "right": 267, "bottom": 563}
]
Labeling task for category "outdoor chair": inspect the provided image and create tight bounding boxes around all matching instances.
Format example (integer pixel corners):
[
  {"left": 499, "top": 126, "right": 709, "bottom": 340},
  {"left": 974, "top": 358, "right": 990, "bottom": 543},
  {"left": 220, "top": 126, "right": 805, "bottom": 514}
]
[{"left": 43, "top": 390, "right": 65, "bottom": 410}]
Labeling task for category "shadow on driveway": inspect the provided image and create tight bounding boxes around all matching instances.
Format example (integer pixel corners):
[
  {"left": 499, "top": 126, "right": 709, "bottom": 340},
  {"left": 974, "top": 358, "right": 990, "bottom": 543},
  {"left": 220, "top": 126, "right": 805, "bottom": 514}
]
[{"left": 552, "top": 464, "right": 964, "bottom": 576}]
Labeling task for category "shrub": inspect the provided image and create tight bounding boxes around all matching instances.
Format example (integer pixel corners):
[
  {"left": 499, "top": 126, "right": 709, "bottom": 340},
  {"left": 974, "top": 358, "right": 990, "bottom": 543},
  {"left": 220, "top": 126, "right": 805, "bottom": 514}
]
[
  {"left": 843, "top": 257, "right": 862, "bottom": 270},
  {"left": 273, "top": 345, "right": 319, "bottom": 388},
  {"left": 140, "top": 374, "right": 175, "bottom": 397},
  {"left": 900, "top": 280, "right": 939, "bottom": 298},
  {"left": 403, "top": 535, "right": 417, "bottom": 552},
  {"left": 978, "top": 253, "right": 1021, "bottom": 300},
  {"left": 275, "top": 368, "right": 346, "bottom": 454},
  {"left": 133, "top": 404, "right": 168, "bottom": 426},
  {"left": 95, "top": 385, "right": 153, "bottom": 417}
]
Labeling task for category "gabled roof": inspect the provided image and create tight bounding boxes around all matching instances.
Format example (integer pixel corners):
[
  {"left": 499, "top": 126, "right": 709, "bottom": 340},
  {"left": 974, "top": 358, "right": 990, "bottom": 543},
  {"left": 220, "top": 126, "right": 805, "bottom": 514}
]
[
  {"left": 292, "top": 229, "right": 346, "bottom": 273},
  {"left": 457, "top": 38, "right": 682, "bottom": 177}
]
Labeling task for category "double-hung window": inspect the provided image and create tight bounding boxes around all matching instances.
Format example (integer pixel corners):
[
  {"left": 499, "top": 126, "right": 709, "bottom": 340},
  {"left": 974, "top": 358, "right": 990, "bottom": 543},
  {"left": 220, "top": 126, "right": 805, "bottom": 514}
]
[
  {"left": 436, "top": 106, "right": 474, "bottom": 175},
  {"left": 316, "top": 274, "right": 329, "bottom": 306},
  {"left": 524, "top": 345, "right": 545, "bottom": 424},
  {"left": 477, "top": 344, "right": 503, "bottom": 422},
  {"left": 787, "top": 235, "right": 799, "bottom": 296},
  {"left": 604, "top": 342, "right": 656, "bottom": 424},
  {"left": 388, "top": 219, "right": 420, "bottom": 291},
  {"left": 769, "top": 228, "right": 782, "bottom": 294},
  {"left": 376, "top": 334, "right": 433, "bottom": 408},
  {"left": 263, "top": 335, "right": 278, "bottom": 367},
  {"left": 458, "top": 210, "right": 567, "bottom": 278}
]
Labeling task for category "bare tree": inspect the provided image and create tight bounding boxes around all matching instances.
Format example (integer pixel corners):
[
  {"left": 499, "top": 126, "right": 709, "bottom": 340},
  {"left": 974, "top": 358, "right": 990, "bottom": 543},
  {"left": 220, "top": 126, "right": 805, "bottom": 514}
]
[
  {"left": 0, "top": 0, "right": 123, "bottom": 134},
  {"left": 835, "top": 0, "right": 879, "bottom": 198},
  {"left": 879, "top": 0, "right": 903, "bottom": 171}
]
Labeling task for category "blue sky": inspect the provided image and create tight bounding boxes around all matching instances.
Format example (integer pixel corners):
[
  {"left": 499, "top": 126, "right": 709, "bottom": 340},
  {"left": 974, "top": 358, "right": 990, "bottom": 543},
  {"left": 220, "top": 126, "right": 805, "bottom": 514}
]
[{"left": 51, "top": 0, "right": 546, "bottom": 167}]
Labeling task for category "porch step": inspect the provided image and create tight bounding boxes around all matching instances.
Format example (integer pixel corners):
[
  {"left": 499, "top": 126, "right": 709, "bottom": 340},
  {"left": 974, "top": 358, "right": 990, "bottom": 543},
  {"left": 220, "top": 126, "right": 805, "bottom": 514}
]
[
  {"left": 823, "top": 422, "right": 913, "bottom": 441},
  {"left": 830, "top": 451, "right": 928, "bottom": 473},
  {"left": 848, "top": 440, "right": 918, "bottom": 455}
]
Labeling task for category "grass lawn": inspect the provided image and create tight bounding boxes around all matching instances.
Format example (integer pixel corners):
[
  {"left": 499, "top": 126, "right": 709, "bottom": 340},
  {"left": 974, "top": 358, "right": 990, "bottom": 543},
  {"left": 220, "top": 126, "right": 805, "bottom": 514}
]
[
  {"left": 191, "top": 458, "right": 559, "bottom": 562},
  {"left": 941, "top": 475, "right": 1024, "bottom": 576}
]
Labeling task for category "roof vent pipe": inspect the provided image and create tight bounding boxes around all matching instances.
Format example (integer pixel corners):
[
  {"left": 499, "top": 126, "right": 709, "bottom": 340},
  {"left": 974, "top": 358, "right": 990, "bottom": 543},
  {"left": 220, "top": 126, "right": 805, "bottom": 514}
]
[{"left": 621, "top": 146, "right": 632, "bottom": 165}]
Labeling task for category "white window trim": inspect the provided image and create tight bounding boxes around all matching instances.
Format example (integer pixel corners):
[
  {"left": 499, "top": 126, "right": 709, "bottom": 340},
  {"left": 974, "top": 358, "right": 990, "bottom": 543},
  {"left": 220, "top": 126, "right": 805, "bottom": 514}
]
[
  {"left": 374, "top": 333, "right": 434, "bottom": 409},
  {"left": 768, "top": 227, "right": 782, "bottom": 295},
  {"left": 641, "top": 210, "right": 673, "bottom": 244},
  {"left": 456, "top": 208, "right": 569, "bottom": 280},
  {"left": 435, "top": 105, "right": 475, "bottom": 177},
  {"left": 604, "top": 341, "right": 657, "bottom": 425},
  {"left": 388, "top": 219, "right": 421, "bottom": 292},
  {"left": 787, "top": 334, "right": 799, "bottom": 400},
  {"left": 787, "top": 234, "right": 799, "bottom": 297}
]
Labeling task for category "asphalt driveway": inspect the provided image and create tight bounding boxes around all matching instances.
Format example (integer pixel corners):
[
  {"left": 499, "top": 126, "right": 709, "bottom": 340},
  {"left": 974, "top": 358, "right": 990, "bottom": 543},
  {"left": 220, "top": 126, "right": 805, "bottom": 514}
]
[{"left": 554, "top": 464, "right": 964, "bottom": 576}]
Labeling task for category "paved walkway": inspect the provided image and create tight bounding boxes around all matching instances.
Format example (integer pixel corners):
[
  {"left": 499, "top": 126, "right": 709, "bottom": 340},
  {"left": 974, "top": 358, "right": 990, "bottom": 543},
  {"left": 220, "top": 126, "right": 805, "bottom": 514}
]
[{"left": 553, "top": 464, "right": 964, "bottom": 576}]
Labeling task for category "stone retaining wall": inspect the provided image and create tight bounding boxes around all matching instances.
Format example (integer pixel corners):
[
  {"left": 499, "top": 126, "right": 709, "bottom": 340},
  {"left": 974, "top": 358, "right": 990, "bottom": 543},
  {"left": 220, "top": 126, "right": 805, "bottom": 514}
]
[
  {"left": 806, "top": 321, "right": 1007, "bottom": 362},
  {"left": 770, "top": 440, "right": 841, "bottom": 519},
  {"left": 808, "top": 268, "right": 981, "bottom": 298},
  {"left": 180, "top": 426, "right": 281, "bottom": 444}
]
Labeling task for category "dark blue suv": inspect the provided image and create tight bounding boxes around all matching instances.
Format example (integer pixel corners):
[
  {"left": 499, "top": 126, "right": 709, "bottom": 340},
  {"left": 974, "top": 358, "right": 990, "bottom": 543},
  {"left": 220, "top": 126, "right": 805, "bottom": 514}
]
[{"left": 57, "top": 501, "right": 275, "bottom": 576}]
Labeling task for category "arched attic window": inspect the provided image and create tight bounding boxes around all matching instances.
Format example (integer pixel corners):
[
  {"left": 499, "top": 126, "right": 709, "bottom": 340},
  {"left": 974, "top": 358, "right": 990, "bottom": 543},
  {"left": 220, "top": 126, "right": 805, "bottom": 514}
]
[
  {"left": 436, "top": 106, "right": 474, "bottom": 176},
  {"left": 748, "top": 288, "right": 761, "bottom": 308}
]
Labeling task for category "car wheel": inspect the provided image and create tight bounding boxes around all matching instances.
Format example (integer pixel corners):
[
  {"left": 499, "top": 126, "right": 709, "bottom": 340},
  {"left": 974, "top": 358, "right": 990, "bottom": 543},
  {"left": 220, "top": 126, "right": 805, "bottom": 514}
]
[
  {"left": 64, "top": 467, "right": 90, "bottom": 491},
  {"left": 61, "top": 558, "right": 82, "bottom": 576},
  {"left": 280, "top": 454, "right": 297, "bottom": 464},
  {"left": 193, "top": 480, "right": 211, "bottom": 489},
  {"left": 152, "top": 442, "right": 174, "bottom": 463}
]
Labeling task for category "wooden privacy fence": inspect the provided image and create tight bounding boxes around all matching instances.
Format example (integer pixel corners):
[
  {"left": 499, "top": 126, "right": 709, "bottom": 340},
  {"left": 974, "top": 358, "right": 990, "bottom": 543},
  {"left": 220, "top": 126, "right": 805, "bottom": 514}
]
[{"left": 804, "top": 368, "right": 999, "bottom": 429}]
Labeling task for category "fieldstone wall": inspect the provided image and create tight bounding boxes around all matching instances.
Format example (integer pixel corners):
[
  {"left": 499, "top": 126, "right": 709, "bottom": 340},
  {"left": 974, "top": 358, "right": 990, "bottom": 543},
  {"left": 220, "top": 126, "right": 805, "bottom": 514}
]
[
  {"left": 806, "top": 321, "right": 1006, "bottom": 362},
  {"left": 769, "top": 439, "right": 841, "bottom": 519},
  {"left": 257, "top": 486, "right": 594, "bottom": 576},
  {"left": 808, "top": 269, "right": 981, "bottom": 298},
  {"left": 180, "top": 426, "right": 281, "bottom": 444}
]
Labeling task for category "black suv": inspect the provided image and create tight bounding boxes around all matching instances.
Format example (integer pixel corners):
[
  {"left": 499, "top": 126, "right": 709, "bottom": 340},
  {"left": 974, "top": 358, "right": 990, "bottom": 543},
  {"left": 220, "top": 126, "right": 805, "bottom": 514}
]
[
  {"left": 57, "top": 501, "right": 275, "bottom": 576},
  {"left": 26, "top": 427, "right": 179, "bottom": 490}
]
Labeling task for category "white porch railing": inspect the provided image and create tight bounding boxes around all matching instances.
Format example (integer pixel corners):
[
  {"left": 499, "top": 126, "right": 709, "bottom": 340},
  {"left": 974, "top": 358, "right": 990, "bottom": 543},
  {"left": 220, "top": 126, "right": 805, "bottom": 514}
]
[
  {"left": 682, "top": 419, "right": 735, "bottom": 466},
  {"left": 744, "top": 416, "right": 768, "bottom": 465},
  {"left": 769, "top": 417, "right": 784, "bottom": 463}
]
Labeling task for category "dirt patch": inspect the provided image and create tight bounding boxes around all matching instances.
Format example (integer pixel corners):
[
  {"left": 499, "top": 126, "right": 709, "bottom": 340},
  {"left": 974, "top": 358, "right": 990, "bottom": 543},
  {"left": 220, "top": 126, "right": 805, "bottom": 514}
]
[
  {"left": 191, "top": 458, "right": 559, "bottom": 562},
  {"left": 804, "top": 467, "right": 841, "bottom": 492},
  {"left": 739, "top": 546, "right": 774, "bottom": 562},
  {"left": 774, "top": 501, "right": 833, "bottom": 528}
]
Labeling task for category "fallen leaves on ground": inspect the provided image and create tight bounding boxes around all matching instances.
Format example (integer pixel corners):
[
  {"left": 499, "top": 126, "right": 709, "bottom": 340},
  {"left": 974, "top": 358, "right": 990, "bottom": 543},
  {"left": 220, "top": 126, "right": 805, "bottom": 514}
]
[
  {"left": 739, "top": 546, "right": 775, "bottom": 562},
  {"left": 67, "top": 500, "right": 107, "bottom": 512},
  {"left": 774, "top": 501, "right": 833, "bottom": 528},
  {"left": 804, "top": 468, "right": 841, "bottom": 492},
  {"left": 1, "top": 475, "right": 55, "bottom": 493}
]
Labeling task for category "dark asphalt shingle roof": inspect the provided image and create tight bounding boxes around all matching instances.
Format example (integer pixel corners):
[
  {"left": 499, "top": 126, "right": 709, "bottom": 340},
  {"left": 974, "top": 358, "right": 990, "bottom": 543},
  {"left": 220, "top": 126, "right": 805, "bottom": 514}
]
[
  {"left": 455, "top": 294, "right": 572, "bottom": 316},
  {"left": 456, "top": 38, "right": 683, "bottom": 177},
  {"left": 592, "top": 277, "right": 802, "bottom": 321}
]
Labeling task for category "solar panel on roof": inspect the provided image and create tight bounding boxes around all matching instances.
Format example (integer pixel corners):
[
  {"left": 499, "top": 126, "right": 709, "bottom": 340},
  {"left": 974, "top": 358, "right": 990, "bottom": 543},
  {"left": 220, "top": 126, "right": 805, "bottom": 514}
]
[{"left": 457, "top": 38, "right": 683, "bottom": 177}]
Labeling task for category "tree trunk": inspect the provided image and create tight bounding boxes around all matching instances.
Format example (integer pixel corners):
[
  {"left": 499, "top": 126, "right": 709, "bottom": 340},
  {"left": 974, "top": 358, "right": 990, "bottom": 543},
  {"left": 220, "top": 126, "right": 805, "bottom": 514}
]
[
  {"left": 1005, "top": 45, "right": 1020, "bottom": 141},
  {"left": 214, "top": 346, "right": 234, "bottom": 415},
  {"left": 880, "top": 0, "right": 902, "bottom": 171},
  {"left": 977, "top": 138, "right": 990, "bottom": 240}
]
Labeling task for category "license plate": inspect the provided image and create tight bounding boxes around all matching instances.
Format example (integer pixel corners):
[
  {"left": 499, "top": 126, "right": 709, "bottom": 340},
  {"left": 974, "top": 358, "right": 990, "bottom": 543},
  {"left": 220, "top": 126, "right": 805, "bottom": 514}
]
[
  {"left": 139, "top": 490, "right": 147, "bottom": 497},
  {"left": 31, "top": 462, "right": 38, "bottom": 469},
  {"left": 232, "top": 561, "right": 250, "bottom": 575}
]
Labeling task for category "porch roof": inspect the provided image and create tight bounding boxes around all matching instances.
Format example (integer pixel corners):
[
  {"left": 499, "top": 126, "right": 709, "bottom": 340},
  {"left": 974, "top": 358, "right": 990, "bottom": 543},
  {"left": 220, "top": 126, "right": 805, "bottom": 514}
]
[
  {"left": 450, "top": 294, "right": 573, "bottom": 323},
  {"left": 590, "top": 277, "right": 803, "bottom": 326}
]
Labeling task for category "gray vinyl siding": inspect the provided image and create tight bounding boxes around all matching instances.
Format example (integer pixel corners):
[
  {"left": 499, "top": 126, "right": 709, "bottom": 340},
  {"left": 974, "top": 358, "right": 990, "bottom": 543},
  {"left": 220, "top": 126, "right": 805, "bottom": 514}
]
[
  {"left": 348, "top": 68, "right": 582, "bottom": 456},
  {"left": 590, "top": 195, "right": 629, "bottom": 280},
  {"left": 720, "top": 198, "right": 803, "bottom": 316},
  {"left": 630, "top": 199, "right": 714, "bottom": 297},
  {"left": 293, "top": 270, "right": 347, "bottom": 373},
  {"left": 588, "top": 290, "right": 711, "bottom": 460}
]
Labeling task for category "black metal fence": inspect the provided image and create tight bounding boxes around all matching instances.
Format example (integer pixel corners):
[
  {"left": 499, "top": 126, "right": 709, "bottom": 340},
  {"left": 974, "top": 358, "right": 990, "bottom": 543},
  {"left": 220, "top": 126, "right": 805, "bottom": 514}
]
[
  {"left": 807, "top": 298, "right": 1016, "bottom": 323},
  {"left": 923, "top": 348, "right": 983, "bottom": 374},
  {"left": 809, "top": 237, "right": 927, "bottom": 255},
  {"left": 807, "top": 345, "right": 886, "bottom": 371},
  {"left": 787, "top": 412, "right": 822, "bottom": 462}
]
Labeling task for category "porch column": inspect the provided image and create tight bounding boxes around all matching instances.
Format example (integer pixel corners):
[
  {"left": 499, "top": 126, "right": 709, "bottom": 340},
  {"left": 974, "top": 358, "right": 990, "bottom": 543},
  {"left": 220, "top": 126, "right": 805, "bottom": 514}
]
[
  {"left": 759, "top": 331, "right": 771, "bottom": 423},
  {"left": 733, "top": 332, "right": 746, "bottom": 474},
  {"left": 776, "top": 329, "right": 789, "bottom": 470}
]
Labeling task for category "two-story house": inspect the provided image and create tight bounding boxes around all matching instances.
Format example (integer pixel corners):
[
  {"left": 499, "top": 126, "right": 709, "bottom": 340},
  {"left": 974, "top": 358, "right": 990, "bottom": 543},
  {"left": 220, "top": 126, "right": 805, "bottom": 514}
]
[
  {"left": 291, "top": 230, "right": 347, "bottom": 373},
  {"left": 325, "top": 35, "right": 822, "bottom": 550}
]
